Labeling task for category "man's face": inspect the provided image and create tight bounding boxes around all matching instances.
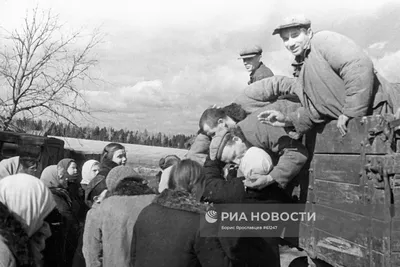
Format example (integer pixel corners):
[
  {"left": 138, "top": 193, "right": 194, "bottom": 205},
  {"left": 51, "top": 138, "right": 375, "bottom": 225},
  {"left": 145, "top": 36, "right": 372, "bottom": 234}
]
[
  {"left": 279, "top": 27, "right": 311, "bottom": 56},
  {"left": 242, "top": 55, "right": 261, "bottom": 73},
  {"left": 220, "top": 137, "right": 247, "bottom": 164}
]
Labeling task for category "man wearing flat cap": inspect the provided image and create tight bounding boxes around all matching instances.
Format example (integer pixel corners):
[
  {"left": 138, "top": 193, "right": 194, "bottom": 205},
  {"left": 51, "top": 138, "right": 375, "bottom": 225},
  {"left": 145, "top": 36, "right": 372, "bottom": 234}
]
[
  {"left": 234, "top": 15, "right": 400, "bottom": 138},
  {"left": 238, "top": 45, "right": 274, "bottom": 85}
]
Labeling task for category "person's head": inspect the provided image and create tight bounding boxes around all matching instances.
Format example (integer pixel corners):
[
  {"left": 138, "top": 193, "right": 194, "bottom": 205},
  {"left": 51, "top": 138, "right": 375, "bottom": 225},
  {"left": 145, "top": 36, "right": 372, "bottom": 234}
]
[
  {"left": 239, "top": 147, "right": 274, "bottom": 180},
  {"left": 159, "top": 155, "right": 180, "bottom": 170},
  {"left": 81, "top": 160, "right": 100, "bottom": 185},
  {"left": 0, "top": 174, "right": 56, "bottom": 238},
  {"left": 18, "top": 156, "right": 38, "bottom": 176},
  {"left": 85, "top": 177, "right": 107, "bottom": 207},
  {"left": 199, "top": 108, "right": 237, "bottom": 138},
  {"left": 272, "top": 15, "right": 313, "bottom": 57},
  {"left": 101, "top": 143, "right": 127, "bottom": 166},
  {"left": 40, "top": 165, "right": 68, "bottom": 189},
  {"left": 57, "top": 158, "right": 78, "bottom": 185},
  {"left": 238, "top": 45, "right": 263, "bottom": 73},
  {"left": 209, "top": 127, "right": 250, "bottom": 164},
  {"left": 168, "top": 159, "right": 205, "bottom": 201},
  {"left": 106, "top": 166, "right": 146, "bottom": 194}
]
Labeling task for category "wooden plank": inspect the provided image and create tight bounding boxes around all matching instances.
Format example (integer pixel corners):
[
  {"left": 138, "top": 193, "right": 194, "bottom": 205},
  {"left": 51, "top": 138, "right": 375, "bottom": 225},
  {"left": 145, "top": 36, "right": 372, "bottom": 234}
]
[
  {"left": 371, "top": 251, "right": 386, "bottom": 267},
  {"left": 313, "top": 116, "right": 391, "bottom": 154},
  {"left": 392, "top": 219, "right": 400, "bottom": 252},
  {"left": 313, "top": 229, "right": 370, "bottom": 267},
  {"left": 313, "top": 180, "right": 365, "bottom": 214},
  {"left": 391, "top": 253, "right": 400, "bottom": 267},
  {"left": 370, "top": 219, "right": 390, "bottom": 255},
  {"left": 313, "top": 154, "right": 362, "bottom": 184},
  {"left": 313, "top": 204, "right": 369, "bottom": 247}
]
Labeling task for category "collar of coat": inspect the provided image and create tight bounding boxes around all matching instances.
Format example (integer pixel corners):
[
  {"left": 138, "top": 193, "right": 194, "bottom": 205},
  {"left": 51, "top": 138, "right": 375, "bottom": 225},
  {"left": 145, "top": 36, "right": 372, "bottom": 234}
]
[
  {"left": 153, "top": 189, "right": 210, "bottom": 214},
  {"left": 0, "top": 201, "right": 34, "bottom": 267}
]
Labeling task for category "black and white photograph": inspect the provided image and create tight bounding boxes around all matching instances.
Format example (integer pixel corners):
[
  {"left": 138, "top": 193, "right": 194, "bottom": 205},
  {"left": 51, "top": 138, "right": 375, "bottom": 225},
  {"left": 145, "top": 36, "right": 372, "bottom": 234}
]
[{"left": 0, "top": 0, "right": 400, "bottom": 266}]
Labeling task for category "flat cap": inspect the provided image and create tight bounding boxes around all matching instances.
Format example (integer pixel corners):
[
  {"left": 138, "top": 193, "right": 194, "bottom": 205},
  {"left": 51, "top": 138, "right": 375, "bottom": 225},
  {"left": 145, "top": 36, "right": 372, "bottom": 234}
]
[
  {"left": 238, "top": 45, "right": 263, "bottom": 59},
  {"left": 209, "top": 129, "right": 232, "bottom": 161},
  {"left": 272, "top": 15, "right": 311, "bottom": 35}
]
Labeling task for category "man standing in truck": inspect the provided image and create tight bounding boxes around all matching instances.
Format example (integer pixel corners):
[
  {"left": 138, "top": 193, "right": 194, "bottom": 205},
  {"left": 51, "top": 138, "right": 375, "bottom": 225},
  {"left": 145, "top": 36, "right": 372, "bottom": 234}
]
[
  {"left": 238, "top": 45, "right": 274, "bottom": 85},
  {"left": 235, "top": 15, "right": 400, "bottom": 137}
]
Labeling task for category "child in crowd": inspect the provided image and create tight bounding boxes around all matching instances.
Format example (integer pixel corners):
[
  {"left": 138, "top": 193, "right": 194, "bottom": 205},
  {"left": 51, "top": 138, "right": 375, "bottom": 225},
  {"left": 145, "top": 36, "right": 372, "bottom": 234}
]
[{"left": 80, "top": 160, "right": 100, "bottom": 191}]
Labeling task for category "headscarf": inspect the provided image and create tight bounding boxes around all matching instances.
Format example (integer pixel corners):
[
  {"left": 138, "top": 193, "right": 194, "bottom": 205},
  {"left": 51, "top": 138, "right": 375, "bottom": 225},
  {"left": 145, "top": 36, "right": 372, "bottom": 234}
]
[
  {"left": 81, "top": 159, "right": 100, "bottom": 185},
  {"left": 0, "top": 173, "right": 56, "bottom": 237},
  {"left": 40, "top": 165, "right": 61, "bottom": 188},
  {"left": 57, "top": 158, "right": 77, "bottom": 182}
]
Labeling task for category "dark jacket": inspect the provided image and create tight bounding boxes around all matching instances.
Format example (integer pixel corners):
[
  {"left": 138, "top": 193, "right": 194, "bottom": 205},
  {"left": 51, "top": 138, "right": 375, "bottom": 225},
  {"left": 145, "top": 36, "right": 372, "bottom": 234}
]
[
  {"left": 83, "top": 180, "right": 156, "bottom": 267},
  {"left": 84, "top": 160, "right": 119, "bottom": 207},
  {"left": 248, "top": 62, "right": 274, "bottom": 85},
  {"left": 132, "top": 189, "right": 232, "bottom": 267},
  {"left": 0, "top": 201, "right": 34, "bottom": 267},
  {"left": 43, "top": 188, "right": 80, "bottom": 267}
]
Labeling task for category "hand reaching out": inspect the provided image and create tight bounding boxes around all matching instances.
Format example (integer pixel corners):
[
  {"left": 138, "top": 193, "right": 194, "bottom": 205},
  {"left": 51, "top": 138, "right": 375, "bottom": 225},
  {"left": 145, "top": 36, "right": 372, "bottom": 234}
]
[{"left": 257, "top": 110, "right": 293, "bottom": 127}]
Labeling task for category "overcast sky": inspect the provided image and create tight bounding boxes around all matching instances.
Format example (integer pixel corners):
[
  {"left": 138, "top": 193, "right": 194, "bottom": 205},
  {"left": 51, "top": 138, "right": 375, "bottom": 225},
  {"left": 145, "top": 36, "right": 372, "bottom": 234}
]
[{"left": 1, "top": 0, "right": 400, "bottom": 134}]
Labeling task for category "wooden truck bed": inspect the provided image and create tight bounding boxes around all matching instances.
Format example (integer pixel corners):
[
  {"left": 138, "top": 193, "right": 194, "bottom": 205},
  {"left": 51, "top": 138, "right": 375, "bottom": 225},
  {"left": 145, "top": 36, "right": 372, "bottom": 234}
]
[{"left": 297, "top": 115, "right": 400, "bottom": 267}]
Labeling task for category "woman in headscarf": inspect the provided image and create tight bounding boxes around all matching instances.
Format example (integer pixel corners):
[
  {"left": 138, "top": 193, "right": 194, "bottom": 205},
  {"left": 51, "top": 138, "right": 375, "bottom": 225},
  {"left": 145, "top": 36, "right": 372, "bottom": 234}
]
[
  {"left": 80, "top": 160, "right": 100, "bottom": 191},
  {"left": 40, "top": 164, "right": 81, "bottom": 267},
  {"left": 0, "top": 173, "right": 56, "bottom": 267},
  {"left": 132, "top": 159, "right": 232, "bottom": 267},
  {"left": 0, "top": 156, "right": 38, "bottom": 179},
  {"left": 83, "top": 166, "right": 156, "bottom": 266},
  {"left": 85, "top": 143, "right": 127, "bottom": 208}
]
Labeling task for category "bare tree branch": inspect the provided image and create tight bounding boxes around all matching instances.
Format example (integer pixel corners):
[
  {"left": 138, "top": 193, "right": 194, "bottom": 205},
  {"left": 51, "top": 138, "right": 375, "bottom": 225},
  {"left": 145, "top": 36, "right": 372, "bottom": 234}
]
[{"left": 0, "top": 7, "right": 102, "bottom": 132}]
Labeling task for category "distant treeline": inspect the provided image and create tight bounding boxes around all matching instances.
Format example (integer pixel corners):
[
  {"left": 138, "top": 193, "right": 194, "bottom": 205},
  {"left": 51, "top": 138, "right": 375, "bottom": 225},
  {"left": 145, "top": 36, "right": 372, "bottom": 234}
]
[{"left": 14, "top": 118, "right": 195, "bottom": 149}]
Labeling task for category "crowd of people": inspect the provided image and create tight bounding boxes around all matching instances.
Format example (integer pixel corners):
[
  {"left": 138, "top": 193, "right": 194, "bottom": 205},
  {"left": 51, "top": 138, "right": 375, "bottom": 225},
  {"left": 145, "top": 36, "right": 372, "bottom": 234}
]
[{"left": 1, "top": 15, "right": 400, "bottom": 267}]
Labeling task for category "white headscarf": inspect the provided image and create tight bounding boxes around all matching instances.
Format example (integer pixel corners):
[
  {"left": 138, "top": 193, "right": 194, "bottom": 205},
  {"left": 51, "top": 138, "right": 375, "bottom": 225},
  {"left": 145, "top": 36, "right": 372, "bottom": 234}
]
[
  {"left": 0, "top": 173, "right": 56, "bottom": 237},
  {"left": 81, "top": 159, "right": 100, "bottom": 185},
  {"left": 239, "top": 147, "right": 274, "bottom": 179}
]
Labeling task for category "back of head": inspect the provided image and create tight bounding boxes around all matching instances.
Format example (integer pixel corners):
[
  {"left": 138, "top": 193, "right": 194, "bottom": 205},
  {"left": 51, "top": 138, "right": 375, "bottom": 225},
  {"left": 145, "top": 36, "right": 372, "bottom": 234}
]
[
  {"left": 106, "top": 165, "right": 144, "bottom": 193},
  {"left": 0, "top": 173, "right": 56, "bottom": 237},
  {"left": 199, "top": 108, "right": 227, "bottom": 133},
  {"left": 19, "top": 156, "right": 39, "bottom": 176},
  {"left": 40, "top": 165, "right": 60, "bottom": 188},
  {"left": 100, "top": 143, "right": 125, "bottom": 163},
  {"left": 222, "top": 103, "right": 248, "bottom": 123},
  {"left": 168, "top": 159, "right": 205, "bottom": 201}
]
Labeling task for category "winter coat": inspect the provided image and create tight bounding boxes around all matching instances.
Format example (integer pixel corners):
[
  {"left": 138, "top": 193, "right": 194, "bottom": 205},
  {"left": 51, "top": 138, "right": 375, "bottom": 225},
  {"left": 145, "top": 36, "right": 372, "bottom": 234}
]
[
  {"left": 83, "top": 179, "right": 156, "bottom": 267},
  {"left": 0, "top": 201, "right": 34, "bottom": 267},
  {"left": 248, "top": 62, "right": 274, "bottom": 85},
  {"left": 49, "top": 188, "right": 80, "bottom": 267},
  {"left": 237, "top": 110, "right": 309, "bottom": 188},
  {"left": 132, "top": 189, "right": 232, "bottom": 267},
  {"left": 235, "top": 30, "right": 400, "bottom": 134}
]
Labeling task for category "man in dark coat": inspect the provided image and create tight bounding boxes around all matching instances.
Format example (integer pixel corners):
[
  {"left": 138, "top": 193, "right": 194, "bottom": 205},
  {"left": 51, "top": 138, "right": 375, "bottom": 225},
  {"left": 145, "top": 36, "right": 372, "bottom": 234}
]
[{"left": 238, "top": 45, "right": 274, "bottom": 85}]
